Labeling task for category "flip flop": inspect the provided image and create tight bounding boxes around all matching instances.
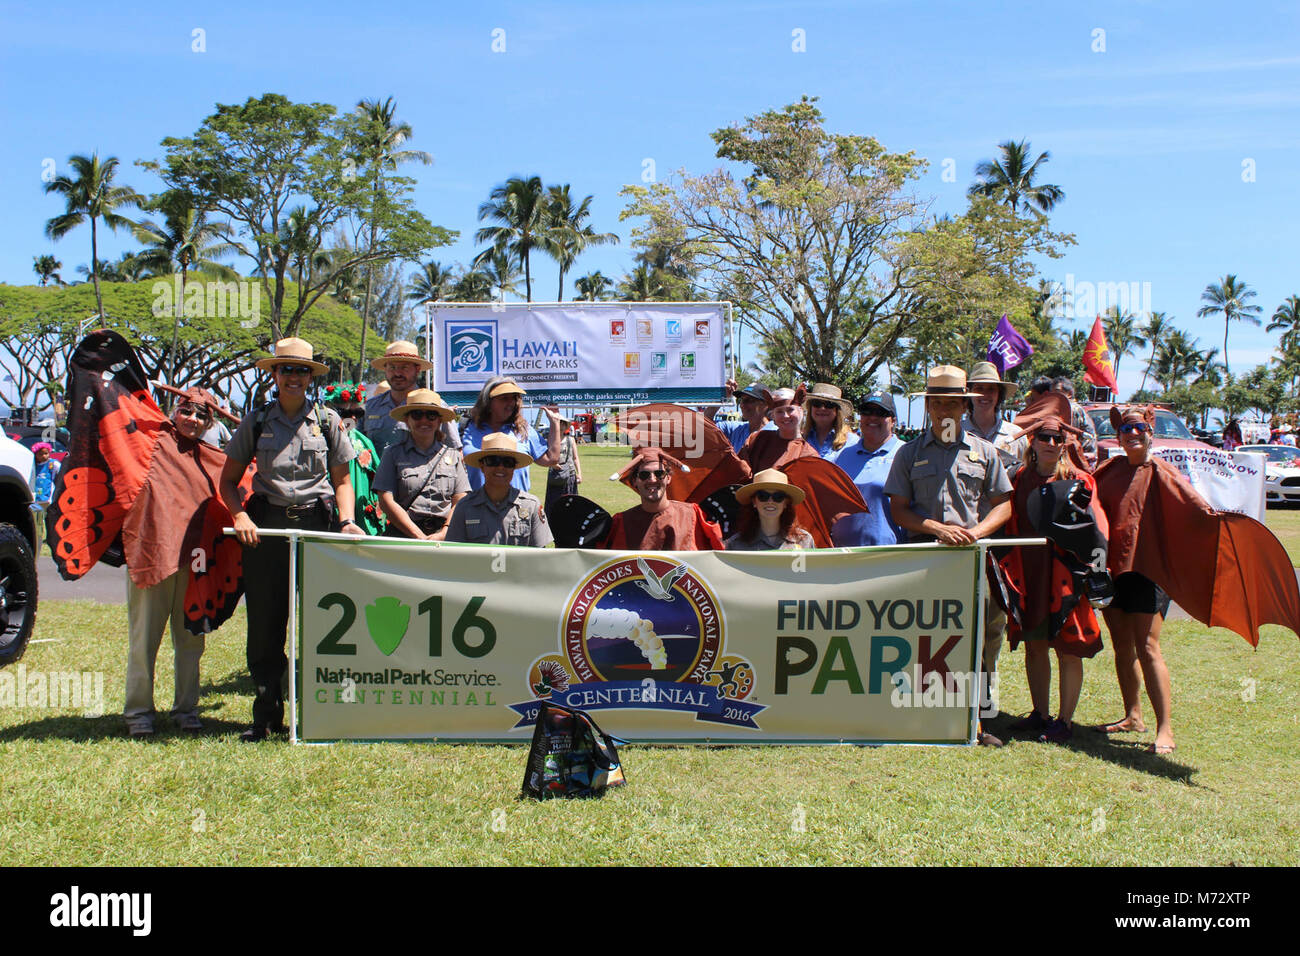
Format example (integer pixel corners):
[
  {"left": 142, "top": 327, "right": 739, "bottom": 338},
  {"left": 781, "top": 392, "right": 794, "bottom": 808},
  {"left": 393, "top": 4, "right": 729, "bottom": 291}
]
[
  {"left": 1145, "top": 742, "right": 1176, "bottom": 755},
  {"left": 1097, "top": 719, "right": 1147, "bottom": 734}
]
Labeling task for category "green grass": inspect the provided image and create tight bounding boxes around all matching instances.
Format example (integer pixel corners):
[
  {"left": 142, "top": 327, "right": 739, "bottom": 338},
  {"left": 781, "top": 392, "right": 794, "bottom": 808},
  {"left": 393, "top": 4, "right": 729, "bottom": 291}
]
[
  {"left": 1265, "top": 506, "right": 1300, "bottom": 567},
  {"left": 4, "top": 599, "right": 1298, "bottom": 866},
  {"left": 528, "top": 441, "right": 640, "bottom": 515}
]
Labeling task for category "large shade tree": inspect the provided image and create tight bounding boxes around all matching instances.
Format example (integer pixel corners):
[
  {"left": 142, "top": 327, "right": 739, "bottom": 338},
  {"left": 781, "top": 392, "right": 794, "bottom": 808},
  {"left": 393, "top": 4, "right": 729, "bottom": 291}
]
[{"left": 43, "top": 153, "right": 143, "bottom": 321}]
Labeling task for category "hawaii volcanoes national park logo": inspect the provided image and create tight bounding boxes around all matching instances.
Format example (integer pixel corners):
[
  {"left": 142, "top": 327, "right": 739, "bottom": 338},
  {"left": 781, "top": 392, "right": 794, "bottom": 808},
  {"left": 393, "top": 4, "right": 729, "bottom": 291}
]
[{"left": 511, "top": 555, "right": 765, "bottom": 730}]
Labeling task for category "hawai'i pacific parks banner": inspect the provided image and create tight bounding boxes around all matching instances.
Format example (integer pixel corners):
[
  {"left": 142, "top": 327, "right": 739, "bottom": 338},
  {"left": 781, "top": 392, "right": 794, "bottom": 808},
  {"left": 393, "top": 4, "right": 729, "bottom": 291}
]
[
  {"left": 430, "top": 303, "right": 728, "bottom": 406},
  {"left": 299, "top": 539, "right": 984, "bottom": 745}
]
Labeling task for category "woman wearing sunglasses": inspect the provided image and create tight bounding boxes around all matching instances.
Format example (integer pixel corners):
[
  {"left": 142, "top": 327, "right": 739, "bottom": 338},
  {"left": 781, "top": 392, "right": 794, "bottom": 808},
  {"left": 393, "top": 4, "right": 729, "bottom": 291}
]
[
  {"left": 801, "top": 383, "right": 856, "bottom": 462},
  {"left": 374, "top": 389, "right": 469, "bottom": 540},
  {"left": 999, "top": 393, "right": 1107, "bottom": 744},
  {"left": 444, "top": 433, "right": 552, "bottom": 547},
  {"left": 725, "top": 470, "right": 814, "bottom": 551}
]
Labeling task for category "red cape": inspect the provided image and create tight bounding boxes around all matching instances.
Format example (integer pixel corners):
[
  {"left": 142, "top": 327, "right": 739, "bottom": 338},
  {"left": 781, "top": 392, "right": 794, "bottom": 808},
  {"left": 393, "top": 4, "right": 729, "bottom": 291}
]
[
  {"left": 1094, "top": 454, "right": 1300, "bottom": 646},
  {"left": 612, "top": 403, "right": 751, "bottom": 502},
  {"left": 602, "top": 501, "right": 725, "bottom": 551},
  {"left": 738, "top": 431, "right": 819, "bottom": 473},
  {"left": 780, "top": 457, "right": 869, "bottom": 548}
]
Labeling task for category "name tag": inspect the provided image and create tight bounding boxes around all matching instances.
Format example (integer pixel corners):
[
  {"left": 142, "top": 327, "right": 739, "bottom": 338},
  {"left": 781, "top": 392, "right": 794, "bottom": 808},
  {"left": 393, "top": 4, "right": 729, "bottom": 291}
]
[
  {"left": 466, "top": 518, "right": 480, "bottom": 525},
  {"left": 968, "top": 452, "right": 980, "bottom": 462},
  {"left": 914, "top": 459, "right": 929, "bottom": 467}
]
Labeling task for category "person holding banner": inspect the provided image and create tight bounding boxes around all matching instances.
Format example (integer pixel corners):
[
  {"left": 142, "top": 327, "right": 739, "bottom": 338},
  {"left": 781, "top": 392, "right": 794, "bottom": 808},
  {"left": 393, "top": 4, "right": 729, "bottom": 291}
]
[
  {"left": 802, "top": 383, "right": 857, "bottom": 461},
  {"left": 601, "top": 447, "right": 725, "bottom": 550},
  {"left": 830, "top": 393, "right": 906, "bottom": 547},
  {"left": 445, "top": 433, "right": 552, "bottom": 547},
  {"left": 462, "top": 376, "right": 561, "bottom": 493},
  {"left": 738, "top": 386, "right": 819, "bottom": 473},
  {"left": 725, "top": 470, "right": 814, "bottom": 551},
  {"left": 375, "top": 389, "right": 469, "bottom": 540},
  {"left": 220, "top": 338, "right": 364, "bottom": 742},
  {"left": 885, "top": 365, "right": 1013, "bottom": 747},
  {"left": 712, "top": 380, "right": 773, "bottom": 455}
]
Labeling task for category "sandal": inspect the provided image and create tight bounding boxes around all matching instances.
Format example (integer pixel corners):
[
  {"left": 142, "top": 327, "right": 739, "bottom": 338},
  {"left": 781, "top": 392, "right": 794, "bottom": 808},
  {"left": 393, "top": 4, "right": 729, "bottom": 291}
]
[
  {"left": 1146, "top": 742, "right": 1176, "bottom": 755},
  {"left": 1096, "top": 718, "right": 1147, "bottom": 734}
]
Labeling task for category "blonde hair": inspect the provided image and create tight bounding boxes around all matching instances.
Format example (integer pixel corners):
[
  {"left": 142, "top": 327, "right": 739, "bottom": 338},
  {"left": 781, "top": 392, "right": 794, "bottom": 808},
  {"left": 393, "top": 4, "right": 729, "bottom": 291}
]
[
  {"left": 1027, "top": 442, "right": 1077, "bottom": 481},
  {"left": 802, "top": 403, "right": 853, "bottom": 451}
]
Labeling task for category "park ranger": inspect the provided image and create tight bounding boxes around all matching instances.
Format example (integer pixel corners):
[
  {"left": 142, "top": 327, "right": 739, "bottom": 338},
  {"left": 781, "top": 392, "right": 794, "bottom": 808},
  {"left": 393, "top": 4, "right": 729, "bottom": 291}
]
[
  {"left": 884, "top": 365, "right": 1013, "bottom": 747},
  {"left": 444, "top": 433, "right": 552, "bottom": 547},
  {"left": 220, "top": 338, "right": 363, "bottom": 742},
  {"left": 374, "top": 389, "right": 469, "bottom": 539},
  {"left": 962, "top": 361, "right": 1028, "bottom": 473},
  {"left": 363, "top": 340, "right": 461, "bottom": 460}
]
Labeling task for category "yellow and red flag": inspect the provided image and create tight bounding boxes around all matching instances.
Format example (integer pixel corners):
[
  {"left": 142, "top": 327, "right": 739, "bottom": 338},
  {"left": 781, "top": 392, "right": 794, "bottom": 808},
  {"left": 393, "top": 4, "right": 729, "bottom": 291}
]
[{"left": 1082, "top": 316, "right": 1119, "bottom": 393}]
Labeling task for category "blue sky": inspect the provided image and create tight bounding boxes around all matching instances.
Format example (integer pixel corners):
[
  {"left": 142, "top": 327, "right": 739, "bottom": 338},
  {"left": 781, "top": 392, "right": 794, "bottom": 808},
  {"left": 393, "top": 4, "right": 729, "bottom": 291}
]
[{"left": 4, "top": 0, "right": 1298, "bottom": 409}]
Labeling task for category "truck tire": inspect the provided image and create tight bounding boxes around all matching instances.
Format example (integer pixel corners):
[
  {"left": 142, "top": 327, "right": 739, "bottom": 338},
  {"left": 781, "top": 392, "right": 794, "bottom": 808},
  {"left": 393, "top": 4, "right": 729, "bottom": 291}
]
[{"left": 0, "top": 522, "right": 37, "bottom": 667}]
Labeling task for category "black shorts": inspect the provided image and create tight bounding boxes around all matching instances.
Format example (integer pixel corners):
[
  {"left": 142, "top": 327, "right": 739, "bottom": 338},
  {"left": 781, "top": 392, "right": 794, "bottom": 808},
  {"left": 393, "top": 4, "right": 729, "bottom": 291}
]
[{"left": 1111, "top": 572, "right": 1171, "bottom": 617}]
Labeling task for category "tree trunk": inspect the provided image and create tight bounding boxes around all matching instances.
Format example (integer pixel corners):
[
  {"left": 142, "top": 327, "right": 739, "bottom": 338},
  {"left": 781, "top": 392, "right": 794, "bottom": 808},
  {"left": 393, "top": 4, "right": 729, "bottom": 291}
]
[
  {"left": 91, "top": 217, "right": 104, "bottom": 321},
  {"left": 169, "top": 264, "right": 187, "bottom": 395}
]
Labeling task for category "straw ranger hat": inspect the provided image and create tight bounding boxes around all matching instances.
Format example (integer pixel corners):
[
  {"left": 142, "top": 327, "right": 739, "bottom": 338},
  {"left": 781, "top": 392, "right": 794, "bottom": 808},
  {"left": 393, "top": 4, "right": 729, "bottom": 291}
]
[
  {"left": 253, "top": 337, "right": 329, "bottom": 375},
  {"left": 389, "top": 388, "right": 456, "bottom": 422},
  {"left": 966, "top": 361, "right": 1017, "bottom": 404},
  {"left": 464, "top": 432, "right": 534, "bottom": 469},
  {"left": 371, "top": 340, "right": 434, "bottom": 373},
  {"left": 804, "top": 383, "right": 854, "bottom": 415},
  {"left": 735, "top": 468, "right": 807, "bottom": 506},
  {"left": 911, "top": 365, "right": 978, "bottom": 399}
]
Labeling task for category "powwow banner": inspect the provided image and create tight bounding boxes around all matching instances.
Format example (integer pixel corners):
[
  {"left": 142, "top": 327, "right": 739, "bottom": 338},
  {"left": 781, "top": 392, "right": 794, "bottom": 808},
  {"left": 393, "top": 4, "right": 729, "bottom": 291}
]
[
  {"left": 1154, "top": 447, "right": 1266, "bottom": 521},
  {"left": 429, "top": 303, "right": 728, "bottom": 406},
  {"left": 299, "top": 539, "right": 983, "bottom": 745}
]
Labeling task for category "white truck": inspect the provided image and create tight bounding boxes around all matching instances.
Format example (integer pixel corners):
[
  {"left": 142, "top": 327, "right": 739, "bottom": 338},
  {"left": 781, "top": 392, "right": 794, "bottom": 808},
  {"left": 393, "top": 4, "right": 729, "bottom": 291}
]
[{"left": 0, "top": 433, "right": 37, "bottom": 666}]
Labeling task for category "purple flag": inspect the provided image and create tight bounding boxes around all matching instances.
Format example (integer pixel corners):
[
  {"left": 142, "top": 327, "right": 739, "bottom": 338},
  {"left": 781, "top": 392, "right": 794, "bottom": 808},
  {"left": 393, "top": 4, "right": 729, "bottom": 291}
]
[{"left": 986, "top": 314, "right": 1034, "bottom": 375}]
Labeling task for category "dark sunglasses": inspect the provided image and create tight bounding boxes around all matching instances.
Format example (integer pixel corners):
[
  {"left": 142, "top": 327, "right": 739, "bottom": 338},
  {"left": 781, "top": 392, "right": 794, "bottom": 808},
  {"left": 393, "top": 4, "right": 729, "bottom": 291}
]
[
  {"left": 754, "top": 491, "right": 788, "bottom": 503},
  {"left": 336, "top": 408, "right": 364, "bottom": 420},
  {"left": 1036, "top": 432, "right": 1065, "bottom": 445},
  {"left": 807, "top": 399, "right": 839, "bottom": 411},
  {"left": 275, "top": 365, "right": 313, "bottom": 376},
  {"left": 1119, "top": 422, "right": 1151, "bottom": 434},
  {"left": 407, "top": 410, "right": 442, "bottom": 422},
  {"left": 479, "top": 455, "right": 517, "bottom": 468},
  {"left": 636, "top": 469, "right": 667, "bottom": 481}
]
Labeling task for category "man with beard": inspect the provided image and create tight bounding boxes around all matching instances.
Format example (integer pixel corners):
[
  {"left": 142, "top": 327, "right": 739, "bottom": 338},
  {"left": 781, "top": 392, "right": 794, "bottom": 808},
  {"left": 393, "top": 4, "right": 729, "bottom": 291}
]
[{"left": 600, "top": 447, "right": 724, "bottom": 551}]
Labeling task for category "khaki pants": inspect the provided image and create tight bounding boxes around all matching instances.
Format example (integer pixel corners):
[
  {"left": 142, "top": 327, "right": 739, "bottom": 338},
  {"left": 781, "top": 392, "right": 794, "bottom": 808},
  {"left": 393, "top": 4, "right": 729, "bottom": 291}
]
[{"left": 125, "top": 571, "right": 205, "bottom": 721}]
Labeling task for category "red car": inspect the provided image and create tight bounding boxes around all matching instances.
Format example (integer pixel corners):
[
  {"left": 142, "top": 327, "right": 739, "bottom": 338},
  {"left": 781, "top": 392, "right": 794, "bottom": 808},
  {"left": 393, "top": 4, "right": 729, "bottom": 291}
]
[{"left": 1085, "top": 404, "right": 1216, "bottom": 455}]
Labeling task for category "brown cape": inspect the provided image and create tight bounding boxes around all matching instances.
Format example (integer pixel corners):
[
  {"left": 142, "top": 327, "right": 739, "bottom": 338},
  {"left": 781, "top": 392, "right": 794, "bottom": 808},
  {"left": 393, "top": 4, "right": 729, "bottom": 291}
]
[
  {"left": 739, "top": 431, "right": 819, "bottom": 473},
  {"left": 611, "top": 404, "right": 751, "bottom": 502},
  {"left": 602, "top": 500, "right": 725, "bottom": 551},
  {"left": 780, "top": 457, "right": 869, "bottom": 548},
  {"left": 1094, "top": 454, "right": 1300, "bottom": 646}
]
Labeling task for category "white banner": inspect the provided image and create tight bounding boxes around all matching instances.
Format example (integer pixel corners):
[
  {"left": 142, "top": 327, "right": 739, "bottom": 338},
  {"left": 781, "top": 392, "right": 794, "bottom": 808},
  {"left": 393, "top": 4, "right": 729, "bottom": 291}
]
[
  {"left": 1153, "top": 447, "right": 1267, "bottom": 520},
  {"left": 298, "top": 539, "right": 985, "bottom": 745},
  {"left": 430, "top": 303, "right": 727, "bottom": 406}
]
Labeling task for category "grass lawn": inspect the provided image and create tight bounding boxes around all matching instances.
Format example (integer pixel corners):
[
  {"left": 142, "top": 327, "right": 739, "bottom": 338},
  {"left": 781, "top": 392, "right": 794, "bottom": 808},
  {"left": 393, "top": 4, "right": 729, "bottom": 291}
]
[
  {"left": 3, "top": 443, "right": 1297, "bottom": 867},
  {"left": 1264, "top": 505, "right": 1300, "bottom": 567}
]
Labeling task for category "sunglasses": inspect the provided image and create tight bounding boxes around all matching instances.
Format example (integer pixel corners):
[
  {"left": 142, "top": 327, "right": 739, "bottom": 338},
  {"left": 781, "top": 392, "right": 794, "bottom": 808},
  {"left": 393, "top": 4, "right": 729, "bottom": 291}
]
[
  {"left": 479, "top": 456, "right": 518, "bottom": 468},
  {"left": 336, "top": 408, "right": 365, "bottom": 420},
  {"left": 807, "top": 399, "right": 839, "bottom": 411},
  {"left": 754, "top": 491, "right": 788, "bottom": 503},
  {"left": 1119, "top": 422, "right": 1151, "bottom": 434},
  {"left": 407, "top": 410, "right": 442, "bottom": 422},
  {"left": 1036, "top": 432, "right": 1065, "bottom": 445},
  {"left": 275, "top": 365, "right": 313, "bottom": 376},
  {"left": 635, "top": 469, "right": 667, "bottom": 481}
]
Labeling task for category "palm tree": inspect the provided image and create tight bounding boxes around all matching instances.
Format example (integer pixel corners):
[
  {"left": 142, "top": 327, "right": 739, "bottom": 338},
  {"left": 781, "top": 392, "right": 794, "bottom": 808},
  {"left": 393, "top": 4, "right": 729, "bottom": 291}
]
[
  {"left": 1103, "top": 306, "right": 1144, "bottom": 380},
  {"left": 618, "top": 263, "right": 667, "bottom": 302},
  {"left": 1152, "top": 329, "right": 1202, "bottom": 390},
  {"left": 967, "top": 140, "right": 1065, "bottom": 215},
  {"left": 354, "top": 97, "right": 434, "bottom": 376},
  {"left": 1267, "top": 294, "right": 1300, "bottom": 351},
  {"left": 1137, "top": 311, "right": 1171, "bottom": 394},
  {"left": 43, "top": 153, "right": 143, "bottom": 320},
  {"left": 474, "top": 175, "right": 552, "bottom": 301},
  {"left": 477, "top": 249, "right": 521, "bottom": 301},
  {"left": 1196, "top": 274, "right": 1262, "bottom": 377},
  {"left": 574, "top": 271, "right": 613, "bottom": 302},
  {"left": 133, "top": 190, "right": 239, "bottom": 385},
  {"left": 449, "top": 269, "right": 493, "bottom": 303},
  {"left": 406, "top": 260, "right": 457, "bottom": 308},
  {"left": 543, "top": 184, "right": 619, "bottom": 300},
  {"left": 32, "top": 255, "right": 63, "bottom": 287}
]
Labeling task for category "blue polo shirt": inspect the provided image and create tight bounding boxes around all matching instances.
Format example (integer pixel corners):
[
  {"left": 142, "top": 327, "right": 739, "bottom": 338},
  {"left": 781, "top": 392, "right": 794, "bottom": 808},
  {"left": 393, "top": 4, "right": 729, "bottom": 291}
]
[
  {"left": 462, "top": 421, "right": 548, "bottom": 492},
  {"left": 814, "top": 431, "right": 860, "bottom": 464},
  {"left": 715, "top": 417, "right": 775, "bottom": 455},
  {"left": 830, "top": 434, "right": 906, "bottom": 547}
]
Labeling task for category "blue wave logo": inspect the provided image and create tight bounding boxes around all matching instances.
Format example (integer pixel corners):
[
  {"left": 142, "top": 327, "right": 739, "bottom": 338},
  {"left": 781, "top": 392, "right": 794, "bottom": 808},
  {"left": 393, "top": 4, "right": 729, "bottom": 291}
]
[{"left": 449, "top": 328, "right": 494, "bottom": 373}]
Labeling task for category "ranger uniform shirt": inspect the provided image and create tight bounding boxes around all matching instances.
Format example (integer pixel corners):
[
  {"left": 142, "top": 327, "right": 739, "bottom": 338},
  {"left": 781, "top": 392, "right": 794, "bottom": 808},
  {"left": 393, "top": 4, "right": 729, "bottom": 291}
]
[
  {"left": 373, "top": 437, "right": 470, "bottom": 520},
  {"left": 883, "top": 425, "right": 1012, "bottom": 540},
  {"left": 225, "top": 401, "right": 356, "bottom": 507},
  {"left": 364, "top": 392, "right": 464, "bottom": 461},
  {"left": 962, "top": 414, "right": 1029, "bottom": 474},
  {"left": 444, "top": 487, "right": 552, "bottom": 547}
]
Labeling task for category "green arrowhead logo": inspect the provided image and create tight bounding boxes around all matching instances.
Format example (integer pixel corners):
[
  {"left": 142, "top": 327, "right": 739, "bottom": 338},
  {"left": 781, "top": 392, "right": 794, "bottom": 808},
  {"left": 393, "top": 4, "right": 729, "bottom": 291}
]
[{"left": 364, "top": 596, "right": 410, "bottom": 656}]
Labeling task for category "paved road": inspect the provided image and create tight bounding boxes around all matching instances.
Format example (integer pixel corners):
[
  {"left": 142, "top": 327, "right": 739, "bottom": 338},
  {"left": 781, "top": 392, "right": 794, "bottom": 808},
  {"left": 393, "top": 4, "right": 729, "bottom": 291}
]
[{"left": 38, "top": 553, "right": 127, "bottom": 604}]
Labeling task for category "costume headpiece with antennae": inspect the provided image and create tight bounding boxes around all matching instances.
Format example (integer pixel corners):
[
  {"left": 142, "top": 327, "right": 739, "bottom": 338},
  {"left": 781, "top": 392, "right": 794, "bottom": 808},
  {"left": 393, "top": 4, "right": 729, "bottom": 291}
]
[
  {"left": 151, "top": 381, "right": 241, "bottom": 425},
  {"left": 609, "top": 446, "right": 692, "bottom": 483},
  {"left": 766, "top": 384, "right": 807, "bottom": 410}
]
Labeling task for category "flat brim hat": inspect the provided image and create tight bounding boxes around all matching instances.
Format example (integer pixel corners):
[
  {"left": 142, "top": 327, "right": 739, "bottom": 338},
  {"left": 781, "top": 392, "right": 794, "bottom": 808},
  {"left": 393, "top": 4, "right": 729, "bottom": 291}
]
[
  {"left": 464, "top": 432, "right": 534, "bottom": 469},
  {"left": 912, "top": 365, "right": 978, "bottom": 399},
  {"left": 805, "top": 383, "right": 854, "bottom": 415},
  {"left": 735, "top": 468, "right": 807, "bottom": 506},
  {"left": 488, "top": 380, "right": 527, "bottom": 399},
  {"left": 856, "top": 392, "right": 897, "bottom": 417},
  {"left": 254, "top": 337, "right": 329, "bottom": 375},
  {"left": 389, "top": 388, "right": 456, "bottom": 422},
  {"left": 371, "top": 340, "right": 434, "bottom": 373},
  {"left": 966, "top": 361, "right": 1018, "bottom": 404}
]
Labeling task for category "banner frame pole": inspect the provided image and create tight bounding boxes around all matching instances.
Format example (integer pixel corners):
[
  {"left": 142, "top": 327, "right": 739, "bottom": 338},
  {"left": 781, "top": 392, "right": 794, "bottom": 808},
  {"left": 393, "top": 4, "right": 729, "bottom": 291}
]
[
  {"left": 970, "top": 543, "right": 987, "bottom": 746},
  {"left": 289, "top": 530, "right": 299, "bottom": 746}
]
